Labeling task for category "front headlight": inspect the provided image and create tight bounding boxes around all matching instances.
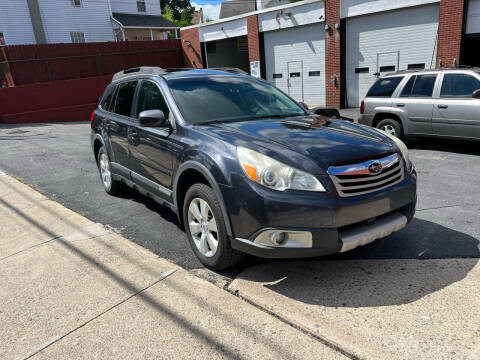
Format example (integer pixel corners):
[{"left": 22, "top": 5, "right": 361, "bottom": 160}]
[
  {"left": 236, "top": 147, "right": 326, "bottom": 192},
  {"left": 377, "top": 130, "right": 412, "bottom": 171}
]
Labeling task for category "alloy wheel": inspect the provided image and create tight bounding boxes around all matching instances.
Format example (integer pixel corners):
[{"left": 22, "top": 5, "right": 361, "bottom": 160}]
[
  {"left": 99, "top": 152, "right": 112, "bottom": 190},
  {"left": 188, "top": 197, "right": 219, "bottom": 257},
  {"left": 381, "top": 124, "right": 397, "bottom": 136}
]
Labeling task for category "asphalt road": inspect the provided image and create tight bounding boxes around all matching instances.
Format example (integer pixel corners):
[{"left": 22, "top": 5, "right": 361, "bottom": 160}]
[{"left": 0, "top": 122, "right": 479, "bottom": 272}]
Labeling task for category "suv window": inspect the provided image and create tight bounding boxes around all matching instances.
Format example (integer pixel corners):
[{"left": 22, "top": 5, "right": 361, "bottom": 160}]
[
  {"left": 366, "top": 77, "right": 403, "bottom": 97},
  {"left": 410, "top": 74, "right": 436, "bottom": 97},
  {"left": 113, "top": 81, "right": 138, "bottom": 117},
  {"left": 135, "top": 81, "right": 170, "bottom": 119},
  {"left": 100, "top": 85, "right": 116, "bottom": 111},
  {"left": 440, "top": 74, "right": 480, "bottom": 98},
  {"left": 400, "top": 76, "right": 415, "bottom": 97}
]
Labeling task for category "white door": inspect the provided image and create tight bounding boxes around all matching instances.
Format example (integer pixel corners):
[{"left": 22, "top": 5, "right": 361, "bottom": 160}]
[
  {"left": 287, "top": 61, "right": 304, "bottom": 102},
  {"left": 264, "top": 24, "right": 325, "bottom": 106},
  {"left": 345, "top": 4, "right": 440, "bottom": 107}
]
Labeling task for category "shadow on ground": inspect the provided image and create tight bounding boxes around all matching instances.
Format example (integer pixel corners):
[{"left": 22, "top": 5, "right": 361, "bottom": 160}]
[{"left": 232, "top": 218, "right": 479, "bottom": 307}]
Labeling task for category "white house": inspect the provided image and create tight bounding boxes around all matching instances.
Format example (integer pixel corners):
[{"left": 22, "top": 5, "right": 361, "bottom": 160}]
[{"left": 0, "top": 0, "right": 178, "bottom": 46}]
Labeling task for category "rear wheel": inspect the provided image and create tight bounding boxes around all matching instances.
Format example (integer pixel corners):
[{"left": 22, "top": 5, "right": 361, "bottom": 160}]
[
  {"left": 97, "top": 147, "right": 123, "bottom": 195},
  {"left": 183, "top": 183, "right": 244, "bottom": 270},
  {"left": 376, "top": 118, "right": 404, "bottom": 140}
]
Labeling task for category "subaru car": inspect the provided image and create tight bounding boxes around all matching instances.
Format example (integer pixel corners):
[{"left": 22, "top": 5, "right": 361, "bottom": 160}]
[{"left": 91, "top": 67, "right": 417, "bottom": 269}]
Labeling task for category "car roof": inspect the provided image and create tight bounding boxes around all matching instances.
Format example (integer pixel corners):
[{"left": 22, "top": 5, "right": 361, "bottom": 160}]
[
  {"left": 382, "top": 66, "right": 480, "bottom": 78},
  {"left": 112, "top": 67, "right": 248, "bottom": 82}
]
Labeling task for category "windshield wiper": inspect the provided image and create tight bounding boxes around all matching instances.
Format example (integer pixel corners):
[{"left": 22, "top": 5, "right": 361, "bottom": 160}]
[{"left": 251, "top": 114, "right": 303, "bottom": 120}]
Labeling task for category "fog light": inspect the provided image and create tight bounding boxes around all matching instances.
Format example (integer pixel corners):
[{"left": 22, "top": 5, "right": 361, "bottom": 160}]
[{"left": 270, "top": 231, "right": 287, "bottom": 245}]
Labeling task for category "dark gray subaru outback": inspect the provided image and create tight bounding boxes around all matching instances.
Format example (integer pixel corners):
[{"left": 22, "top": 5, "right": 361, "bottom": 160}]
[{"left": 91, "top": 67, "right": 417, "bottom": 269}]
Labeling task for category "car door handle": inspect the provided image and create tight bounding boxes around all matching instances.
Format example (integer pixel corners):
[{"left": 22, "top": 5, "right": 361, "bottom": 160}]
[
  {"left": 437, "top": 104, "right": 448, "bottom": 109},
  {"left": 396, "top": 103, "right": 405, "bottom": 107}
]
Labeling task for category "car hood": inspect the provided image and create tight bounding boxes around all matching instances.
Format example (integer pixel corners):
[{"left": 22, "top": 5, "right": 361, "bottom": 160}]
[{"left": 208, "top": 115, "right": 395, "bottom": 171}]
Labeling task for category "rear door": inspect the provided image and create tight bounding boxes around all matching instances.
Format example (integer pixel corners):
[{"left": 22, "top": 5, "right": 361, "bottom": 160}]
[
  {"left": 129, "top": 79, "right": 176, "bottom": 201},
  {"left": 395, "top": 74, "right": 437, "bottom": 135},
  {"left": 432, "top": 72, "right": 480, "bottom": 139},
  {"left": 108, "top": 80, "right": 139, "bottom": 177}
]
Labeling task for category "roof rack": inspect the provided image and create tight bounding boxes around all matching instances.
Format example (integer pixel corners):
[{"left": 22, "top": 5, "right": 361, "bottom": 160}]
[{"left": 112, "top": 66, "right": 166, "bottom": 81}]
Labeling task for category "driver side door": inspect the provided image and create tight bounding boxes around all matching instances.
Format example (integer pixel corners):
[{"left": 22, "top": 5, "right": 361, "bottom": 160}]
[{"left": 129, "top": 79, "right": 177, "bottom": 201}]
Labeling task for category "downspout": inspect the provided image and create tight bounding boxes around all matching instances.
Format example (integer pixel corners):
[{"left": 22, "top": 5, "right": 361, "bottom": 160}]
[
  {"left": 108, "top": 0, "right": 124, "bottom": 41},
  {"left": 111, "top": 16, "right": 125, "bottom": 41}
]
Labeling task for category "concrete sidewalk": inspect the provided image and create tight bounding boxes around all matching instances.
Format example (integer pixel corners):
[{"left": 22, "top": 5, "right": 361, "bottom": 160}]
[{"left": 0, "top": 173, "right": 346, "bottom": 360}]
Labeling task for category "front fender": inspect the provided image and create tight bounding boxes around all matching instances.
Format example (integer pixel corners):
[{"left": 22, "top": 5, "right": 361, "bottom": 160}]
[{"left": 172, "top": 160, "right": 234, "bottom": 237}]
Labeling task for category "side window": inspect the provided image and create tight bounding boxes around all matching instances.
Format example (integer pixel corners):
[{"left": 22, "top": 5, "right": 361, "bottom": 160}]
[
  {"left": 100, "top": 85, "right": 116, "bottom": 111},
  {"left": 410, "top": 74, "right": 436, "bottom": 97},
  {"left": 440, "top": 74, "right": 480, "bottom": 98},
  {"left": 400, "top": 76, "right": 416, "bottom": 97},
  {"left": 113, "top": 81, "right": 138, "bottom": 117},
  {"left": 366, "top": 77, "right": 403, "bottom": 97},
  {"left": 135, "top": 81, "right": 170, "bottom": 119}
]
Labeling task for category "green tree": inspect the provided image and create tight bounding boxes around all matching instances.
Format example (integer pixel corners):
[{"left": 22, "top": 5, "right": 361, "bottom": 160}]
[{"left": 161, "top": 0, "right": 194, "bottom": 24}]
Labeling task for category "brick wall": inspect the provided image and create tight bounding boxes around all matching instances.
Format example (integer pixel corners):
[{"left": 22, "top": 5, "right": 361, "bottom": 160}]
[
  {"left": 247, "top": 15, "right": 260, "bottom": 64},
  {"left": 325, "top": 0, "right": 341, "bottom": 108},
  {"left": 180, "top": 28, "right": 203, "bottom": 69},
  {"left": 437, "top": 0, "right": 465, "bottom": 67}
]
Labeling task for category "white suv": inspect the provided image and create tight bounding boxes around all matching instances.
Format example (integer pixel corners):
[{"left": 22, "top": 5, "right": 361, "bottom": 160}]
[{"left": 359, "top": 68, "right": 480, "bottom": 140}]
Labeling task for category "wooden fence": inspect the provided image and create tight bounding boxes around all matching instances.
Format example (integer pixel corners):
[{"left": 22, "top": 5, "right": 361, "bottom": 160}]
[{"left": 0, "top": 39, "right": 184, "bottom": 86}]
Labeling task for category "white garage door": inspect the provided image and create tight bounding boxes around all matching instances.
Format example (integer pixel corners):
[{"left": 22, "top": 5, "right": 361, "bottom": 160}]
[
  {"left": 345, "top": 4, "right": 439, "bottom": 107},
  {"left": 264, "top": 24, "right": 325, "bottom": 106}
]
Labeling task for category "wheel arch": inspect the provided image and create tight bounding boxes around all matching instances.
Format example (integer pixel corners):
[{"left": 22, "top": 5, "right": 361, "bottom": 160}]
[
  {"left": 173, "top": 161, "right": 233, "bottom": 237},
  {"left": 92, "top": 134, "right": 105, "bottom": 165},
  {"left": 372, "top": 112, "right": 403, "bottom": 129}
]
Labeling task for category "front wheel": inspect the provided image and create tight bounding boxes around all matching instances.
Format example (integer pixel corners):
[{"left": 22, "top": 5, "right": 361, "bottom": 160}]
[{"left": 183, "top": 183, "right": 244, "bottom": 270}]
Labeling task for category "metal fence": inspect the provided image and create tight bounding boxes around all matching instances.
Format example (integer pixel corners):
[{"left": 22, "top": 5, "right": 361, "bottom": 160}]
[{"left": 0, "top": 40, "right": 183, "bottom": 86}]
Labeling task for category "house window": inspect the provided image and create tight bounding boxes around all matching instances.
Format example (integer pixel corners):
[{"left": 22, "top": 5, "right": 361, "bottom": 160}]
[
  {"left": 137, "top": 0, "right": 146, "bottom": 12},
  {"left": 0, "top": 33, "right": 5, "bottom": 46},
  {"left": 70, "top": 32, "right": 85, "bottom": 43},
  {"left": 72, "top": 0, "right": 82, "bottom": 7}
]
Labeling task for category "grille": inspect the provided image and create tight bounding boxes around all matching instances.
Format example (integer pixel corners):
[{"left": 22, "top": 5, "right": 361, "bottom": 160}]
[{"left": 328, "top": 153, "right": 405, "bottom": 197}]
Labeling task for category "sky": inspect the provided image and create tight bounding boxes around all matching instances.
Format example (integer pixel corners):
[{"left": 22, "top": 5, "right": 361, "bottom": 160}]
[{"left": 191, "top": 0, "right": 222, "bottom": 21}]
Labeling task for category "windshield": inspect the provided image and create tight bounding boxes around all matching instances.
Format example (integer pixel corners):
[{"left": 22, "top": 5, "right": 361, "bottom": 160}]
[{"left": 167, "top": 76, "right": 306, "bottom": 124}]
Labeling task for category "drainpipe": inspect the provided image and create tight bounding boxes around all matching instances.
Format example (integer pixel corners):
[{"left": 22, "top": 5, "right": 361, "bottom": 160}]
[{"left": 110, "top": 16, "right": 124, "bottom": 41}]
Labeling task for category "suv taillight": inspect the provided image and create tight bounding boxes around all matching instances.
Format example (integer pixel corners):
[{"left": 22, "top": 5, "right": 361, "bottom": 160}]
[
  {"left": 360, "top": 100, "right": 365, "bottom": 114},
  {"left": 90, "top": 110, "right": 95, "bottom": 122}
]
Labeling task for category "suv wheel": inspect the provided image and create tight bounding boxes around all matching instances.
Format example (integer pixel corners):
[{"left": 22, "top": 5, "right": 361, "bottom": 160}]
[
  {"left": 97, "top": 147, "right": 123, "bottom": 195},
  {"left": 183, "top": 183, "right": 244, "bottom": 270},
  {"left": 376, "top": 119, "right": 404, "bottom": 139}
]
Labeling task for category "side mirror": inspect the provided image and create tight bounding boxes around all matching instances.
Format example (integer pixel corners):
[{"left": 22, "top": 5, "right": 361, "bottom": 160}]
[
  {"left": 299, "top": 102, "right": 309, "bottom": 111},
  {"left": 473, "top": 89, "right": 480, "bottom": 99},
  {"left": 138, "top": 109, "right": 167, "bottom": 127}
]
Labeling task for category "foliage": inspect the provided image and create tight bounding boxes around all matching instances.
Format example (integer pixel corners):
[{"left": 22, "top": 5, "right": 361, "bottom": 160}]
[{"left": 161, "top": 0, "right": 194, "bottom": 25}]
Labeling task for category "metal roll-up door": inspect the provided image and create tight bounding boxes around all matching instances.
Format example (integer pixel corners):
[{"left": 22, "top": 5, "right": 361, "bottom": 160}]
[{"left": 263, "top": 24, "right": 325, "bottom": 106}]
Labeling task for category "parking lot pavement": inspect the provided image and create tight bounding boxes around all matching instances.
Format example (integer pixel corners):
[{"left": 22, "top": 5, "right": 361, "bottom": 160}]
[{"left": 0, "top": 122, "right": 479, "bottom": 274}]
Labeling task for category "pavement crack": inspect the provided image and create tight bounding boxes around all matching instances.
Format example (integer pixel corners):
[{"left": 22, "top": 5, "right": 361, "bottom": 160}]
[
  {"left": 416, "top": 204, "right": 466, "bottom": 212},
  {"left": 20, "top": 268, "right": 178, "bottom": 360}
]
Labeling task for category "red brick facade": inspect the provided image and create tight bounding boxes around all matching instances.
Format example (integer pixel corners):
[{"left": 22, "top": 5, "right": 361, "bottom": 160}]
[
  {"left": 247, "top": 15, "right": 261, "bottom": 64},
  {"left": 180, "top": 28, "right": 203, "bottom": 69},
  {"left": 325, "top": 0, "right": 341, "bottom": 108},
  {"left": 437, "top": 0, "right": 465, "bottom": 68}
]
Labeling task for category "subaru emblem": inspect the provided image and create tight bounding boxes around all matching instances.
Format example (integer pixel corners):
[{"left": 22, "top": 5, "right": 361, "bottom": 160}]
[{"left": 368, "top": 162, "right": 382, "bottom": 175}]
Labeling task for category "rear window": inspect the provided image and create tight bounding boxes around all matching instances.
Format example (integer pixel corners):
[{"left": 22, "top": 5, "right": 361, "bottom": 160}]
[
  {"left": 113, "top": 81, "right": 138, "bottom": 117},
  {"left": 366, "top": 77, "right": 403, "bottom": 97},
  {"left": 100, "top": 85, "right": 116, "bottom": 111}
]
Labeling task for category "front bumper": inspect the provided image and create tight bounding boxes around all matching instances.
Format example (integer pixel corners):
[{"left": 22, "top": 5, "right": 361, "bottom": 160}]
[{"left": 223, "top": 169, "right": 417, "bottom": 258}]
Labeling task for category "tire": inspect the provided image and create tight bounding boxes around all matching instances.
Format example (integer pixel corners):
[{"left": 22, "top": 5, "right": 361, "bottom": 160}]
[
  {"left": 183, "top": 183, "right": 244, "bottom": 270},
  {"left": 97, "top": 147, "right": 123, "bottom": 196},
  {"left": 376, "top": 118, "right": 404, "bottom": 140}
]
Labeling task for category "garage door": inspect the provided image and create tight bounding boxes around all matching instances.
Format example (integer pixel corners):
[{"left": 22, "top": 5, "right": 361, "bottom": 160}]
[
  {"left": 345, "top": 4, "right": 439, "bottom": 107},
  {"left": 264, "top": 24, "right": 325, "bottom": 106}
]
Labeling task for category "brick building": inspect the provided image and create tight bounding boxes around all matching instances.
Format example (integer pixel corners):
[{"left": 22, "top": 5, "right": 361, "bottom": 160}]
[{"left": 181, "top": 0, "right": 478, "bottom": 108}]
